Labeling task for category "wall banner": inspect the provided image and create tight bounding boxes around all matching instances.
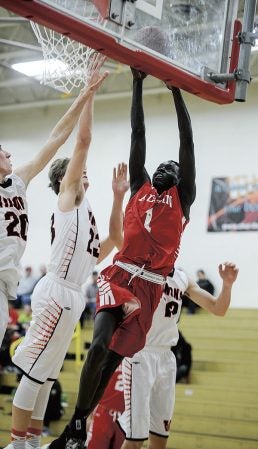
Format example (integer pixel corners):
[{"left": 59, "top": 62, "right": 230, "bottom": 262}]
[{"left": 208, "top": 176, "right": 258, "bottom": 232}]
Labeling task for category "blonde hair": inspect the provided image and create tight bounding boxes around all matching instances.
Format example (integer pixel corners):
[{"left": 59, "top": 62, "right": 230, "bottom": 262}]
[{"left": 48, "top": 158, "right": 70, "bottom": 195}]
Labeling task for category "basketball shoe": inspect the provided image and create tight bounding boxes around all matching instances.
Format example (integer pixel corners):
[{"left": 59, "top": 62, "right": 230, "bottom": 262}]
[{"left": 41, "top": 421, "right": 86, "bottom": 449}]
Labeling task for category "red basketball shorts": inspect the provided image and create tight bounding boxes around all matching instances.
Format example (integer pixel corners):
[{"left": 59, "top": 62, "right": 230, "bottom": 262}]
[{"left": 96, "top": 264, "right": 163, "bottom": 357}]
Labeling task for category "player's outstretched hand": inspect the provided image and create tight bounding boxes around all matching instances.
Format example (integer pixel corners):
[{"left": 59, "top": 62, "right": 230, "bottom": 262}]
[
  {"left": 81, "top": 52, "right": 109, "bottom": 95},
  {"left": 219, "top": 262, "right": 239, "bottom": 287},
  {"left": 131, "top": 67, "right": 147, "bottom": 80},
  {"left": 112, "top": 163, "right": 129, "bottom": 198}
]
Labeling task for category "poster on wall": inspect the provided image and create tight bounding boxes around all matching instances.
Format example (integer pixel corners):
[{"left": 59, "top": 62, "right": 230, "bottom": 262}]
[{"left": 207, "top": 175, "right": 258, "bottom": 232}]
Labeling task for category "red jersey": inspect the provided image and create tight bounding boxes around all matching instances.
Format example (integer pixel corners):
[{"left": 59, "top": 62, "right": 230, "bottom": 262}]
[
  {"left": 99, "top": 364, "right": 124, "bottom": 413},
  {"left": 114, "top": 182, "right": 187, "bottom": 276}
]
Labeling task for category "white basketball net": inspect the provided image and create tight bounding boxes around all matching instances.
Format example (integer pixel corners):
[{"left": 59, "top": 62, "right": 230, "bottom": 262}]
[{"left": 30, "top": 2, "right": 104, "bottom": 93}]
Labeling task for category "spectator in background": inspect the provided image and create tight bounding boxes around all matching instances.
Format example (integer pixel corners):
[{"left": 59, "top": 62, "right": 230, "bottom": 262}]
[
  {"left": 33, "top": 264, "right": 48, "bottom": 290},
  {"left": 86, "top": 271, "right": 98, "bottom": 319},
  {"left": 7, "top": 301, "right": 19, "bottom": 332},
  {"left": 172, "top": 330, "right": 192, "bottom": 383},
  {"left": 0, "top": 302, "right": 30, "bottom": 373},
  {"left": 16, "top": 266, "right": 37, "bottom": 307},
  {"left": 182, "top": 269, "right": 215, "bottom": 314},
  {"left": 196, "top": 269, "right": 215, "bottom": 294},
  {"left": 0, "top": 328, "right": 20, "bottom": 372},
  {"left": 80, "top": 271, "right": 99, "bottom": 327},
  {"left": 17, "top": 304, "right": 32, "bottom": 335},
  {"left": 38, "top": 264, "right": 47, "bottom": 281}
]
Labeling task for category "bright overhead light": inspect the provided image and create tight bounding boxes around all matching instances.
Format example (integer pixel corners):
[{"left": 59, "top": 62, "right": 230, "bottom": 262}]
[{"left": 12, "top": 59, "right": 67, "bottom": 80}]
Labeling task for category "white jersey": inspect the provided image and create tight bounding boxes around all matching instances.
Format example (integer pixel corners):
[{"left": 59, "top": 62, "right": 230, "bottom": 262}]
[
  {"left": 48, "top": 196, "right": 100, "bottom": 286},
  {"left": 145, "top": 268, "right": 188, "bottom": 349},
  {"left": 0, "top": 174, "right": 28, "bottom": 299}
]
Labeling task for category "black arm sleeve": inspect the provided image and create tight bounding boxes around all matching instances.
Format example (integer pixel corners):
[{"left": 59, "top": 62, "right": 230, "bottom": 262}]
[
  {"left": 172, "top": 88, "right": 196, "bottom": 219},
  {"left": 129, "top": 78, "right": 150, "bottom": 198}
]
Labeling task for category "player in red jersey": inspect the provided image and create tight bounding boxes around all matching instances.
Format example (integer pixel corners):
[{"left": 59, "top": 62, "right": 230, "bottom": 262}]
[
  {"left": 86, "top": 364, "right": 124, "bottom": 449},
  {"left": 49, "top": 69, "right": 195, "bottom": 449}
]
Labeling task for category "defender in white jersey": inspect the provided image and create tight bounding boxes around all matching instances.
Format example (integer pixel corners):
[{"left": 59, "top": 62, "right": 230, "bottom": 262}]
[
  {"left": 12, "top": 194, "right": 100, "bottom": 382},
  {"left": 119, "top": 262, "right": 238, "bottom": 449},
  {"left": 0, "top": 60, "right": 108, "bottom": 349},
  {"left": 4, "top": 55, "right": 129, "bottom": 449}
]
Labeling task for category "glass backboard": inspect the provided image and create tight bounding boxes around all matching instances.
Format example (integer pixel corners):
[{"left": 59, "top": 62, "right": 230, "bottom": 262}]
[
  {"left": 39, "top": 0, "right": 238, "bottom": 76},
  {"left": 0, "top": 0, "right": 241, "bottom": 104}
]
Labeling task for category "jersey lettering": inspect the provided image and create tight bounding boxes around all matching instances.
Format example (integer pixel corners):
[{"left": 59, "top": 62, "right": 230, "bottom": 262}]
[
  {"left": 163, "top": 280, "right": 184, "bottom": 321},
  {"left": 138, "top": 193, "right": 173, "bottom": 207},
  {"left": 0, "top": 195, "right": 25, "bottom": 210},
  {"left": 5, "top": 211, "right": 28, "bottom": 241},
  {"left": 87, "top": 228, "right": 100, "bottom": 257},
  {"left": 164, "top": 283, "right": 184, "bottom": 299},
  {"left": 165, "top": 300, "right": 179, "bottom": 317},
  {"left": 144, "top": 208, "right": 153, "bottom": 232},
  {"left": 87, "top": 211, "right": 100, "bottom": 258},
  {"left": 50, "top": 213, "right": 55, "bottom": 245}
]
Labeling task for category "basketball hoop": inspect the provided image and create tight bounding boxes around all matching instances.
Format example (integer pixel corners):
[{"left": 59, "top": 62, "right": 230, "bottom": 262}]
[{"left": 30, "top": 1, "right": 105, "bottom": 93}]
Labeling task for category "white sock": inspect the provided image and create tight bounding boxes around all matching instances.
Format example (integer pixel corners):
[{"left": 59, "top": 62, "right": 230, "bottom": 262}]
[
  {"left": 11, "top": 435, "right": 26, "bottom": 449},
  {"left": 26, "top": 437, "right": 40, "bottom": 449}
]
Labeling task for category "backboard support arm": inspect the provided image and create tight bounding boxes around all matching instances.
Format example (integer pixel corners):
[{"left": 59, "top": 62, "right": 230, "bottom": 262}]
[{"left": 208, "top": 0, "right": 257, "bottom": 102}]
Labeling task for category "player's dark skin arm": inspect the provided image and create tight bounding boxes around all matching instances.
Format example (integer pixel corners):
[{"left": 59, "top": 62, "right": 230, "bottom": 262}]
[
  {"left": 169, "top": 86, "right": 196, "bottom": 220},
  {"left": 129, "top": 70, "right": 151, "bottom": 198}
]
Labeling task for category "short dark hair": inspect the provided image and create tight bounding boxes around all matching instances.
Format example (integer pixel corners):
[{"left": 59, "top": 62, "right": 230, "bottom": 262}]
[
  {"left": 168, "top": 160, "right": 179, "bottom": 167},
  {"left": 48, "top": 158, "right": 70, "bottom": 195}
]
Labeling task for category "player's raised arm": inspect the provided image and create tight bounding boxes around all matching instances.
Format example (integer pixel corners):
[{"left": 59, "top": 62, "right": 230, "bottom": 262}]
[
  {"left": 167, "top": 85, "right": 196, "bottom": 219},
  {"left": 58, "top": 54, "right": 108, "bottom": 212},
  {"left": 129, "top": 69, "right": 151, "bottom": 198},
  {"left": 97, "top": 163, "right": 129, "bottom": 263},
  {"left": 14, "top": 65, "right": 104, "bottom": 187},
  {"left": 109, "top": 162, "right": 129, "bottom": 250},
  {"left": 185, "top": 262, "right": 239, "bottom": 316}
]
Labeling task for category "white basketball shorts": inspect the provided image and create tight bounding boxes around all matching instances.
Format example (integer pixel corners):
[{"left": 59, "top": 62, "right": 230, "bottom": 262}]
[
  {"left": 12, "top": 274, "right": 85, "bottom": 383},
  {"left": 120, "top": 348, "right": 176, "bottom": 440}
]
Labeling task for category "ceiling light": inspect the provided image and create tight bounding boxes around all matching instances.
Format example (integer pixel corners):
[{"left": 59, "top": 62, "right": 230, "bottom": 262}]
[{"left": 12, "top": 59, "right": 67, "bottom": 80}]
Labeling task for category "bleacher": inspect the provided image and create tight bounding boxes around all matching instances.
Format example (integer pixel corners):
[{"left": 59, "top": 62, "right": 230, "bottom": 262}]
[{"left": 1, "top": 309, "right": 258, "bottom": 449}]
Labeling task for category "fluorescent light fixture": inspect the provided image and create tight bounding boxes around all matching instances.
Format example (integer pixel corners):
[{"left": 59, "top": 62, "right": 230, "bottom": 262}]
[{"left": 12, "top": 59, "right": 67, "bottom": 80}]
